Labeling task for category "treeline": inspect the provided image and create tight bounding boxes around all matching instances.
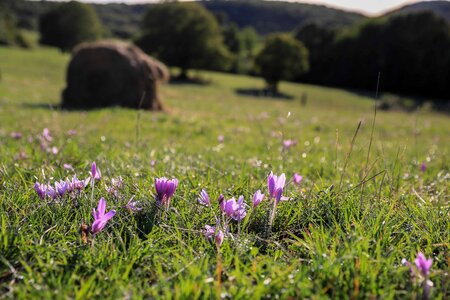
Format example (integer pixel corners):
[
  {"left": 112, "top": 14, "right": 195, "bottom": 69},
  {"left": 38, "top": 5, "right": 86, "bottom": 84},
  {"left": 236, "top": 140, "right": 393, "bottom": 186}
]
[
  {"left": 295, "top": 12, "right": 450, "bottom": 102},
  {"left": 4, "top": 0, "right": 363, "bottom": 39}
]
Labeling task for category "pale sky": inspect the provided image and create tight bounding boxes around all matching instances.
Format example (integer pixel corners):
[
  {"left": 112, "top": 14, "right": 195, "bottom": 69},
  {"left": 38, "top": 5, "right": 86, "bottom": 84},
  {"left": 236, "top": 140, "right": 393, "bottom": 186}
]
[{"left": 46, "top": 0, "right": 434, "bottom": 15}]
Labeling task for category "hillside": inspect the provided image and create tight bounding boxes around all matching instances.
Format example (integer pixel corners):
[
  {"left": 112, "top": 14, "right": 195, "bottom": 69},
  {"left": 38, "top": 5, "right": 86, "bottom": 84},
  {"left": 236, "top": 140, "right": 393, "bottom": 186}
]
[
  {"left": 201, "top": 0, "right": 364, "bottom": 34},
  {"left": 390, "top": 1, "right": 450, "bottom": 22},
  {"left": 7, "top": 0, "right": 364, "bottom": 38}
]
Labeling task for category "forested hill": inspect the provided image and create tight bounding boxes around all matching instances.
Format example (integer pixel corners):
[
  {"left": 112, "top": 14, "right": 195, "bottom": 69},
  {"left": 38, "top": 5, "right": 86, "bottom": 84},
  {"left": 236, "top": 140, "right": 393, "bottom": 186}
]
[
  {"left": 7, "top": 0, "right": 364, "bottom": 38},
  {"left": 389, "top": 1, "right": 450, "bottom": 22},
  {"left": 201, "top": 0, "right": 363, "bottom": 34},
  {"left": 5, "top": 0, "right": 450, "bottom": 39}
]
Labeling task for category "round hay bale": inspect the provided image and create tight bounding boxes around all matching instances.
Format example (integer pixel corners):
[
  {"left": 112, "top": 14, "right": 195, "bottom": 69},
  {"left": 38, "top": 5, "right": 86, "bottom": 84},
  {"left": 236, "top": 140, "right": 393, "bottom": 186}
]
[{"left": 62, "top": 41, "right": 169, "bottom": 110}]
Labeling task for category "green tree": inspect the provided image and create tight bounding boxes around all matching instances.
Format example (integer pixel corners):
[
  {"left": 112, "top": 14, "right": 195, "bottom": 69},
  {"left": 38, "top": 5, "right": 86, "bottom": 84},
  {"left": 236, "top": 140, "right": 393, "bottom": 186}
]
[
  {"left": 39, "top": 1, "right": 103, "bottom": 52},
  {"left": 0, "top": 5, "right": 29, "bottom": 47},
  {"left": 136, "top": 2, "right": 231, "bottom": 78},
  {"left": 294, "top": 23, "right": 336, "bottom": 82},
  {"left": 254, "top": 34, "right": 309, "bottom": 93}
]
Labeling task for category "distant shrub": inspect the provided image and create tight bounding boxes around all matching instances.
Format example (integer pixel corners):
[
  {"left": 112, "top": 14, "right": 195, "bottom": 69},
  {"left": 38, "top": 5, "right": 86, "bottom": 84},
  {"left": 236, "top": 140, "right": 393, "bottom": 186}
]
[
  {"left": 39, "top": 1, "right": 103, "bottom": 52},
  {"left": 254, "top": 34, "right": 309, "bottom": 93}
]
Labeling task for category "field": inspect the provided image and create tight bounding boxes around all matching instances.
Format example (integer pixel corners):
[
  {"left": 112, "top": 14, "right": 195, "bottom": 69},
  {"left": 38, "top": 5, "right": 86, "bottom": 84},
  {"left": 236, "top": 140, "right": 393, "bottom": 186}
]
[{"left": 0, "top": 46, "right": 449, "bottom": 299}]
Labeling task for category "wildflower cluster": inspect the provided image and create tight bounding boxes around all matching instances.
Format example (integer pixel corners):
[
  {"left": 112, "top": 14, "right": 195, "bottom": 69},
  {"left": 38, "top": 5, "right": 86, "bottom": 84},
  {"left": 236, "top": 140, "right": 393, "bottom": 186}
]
[
  {"left": 32, "top": 161, "right": 306, "bottom": 249},
  {"left": 198, "top": 171, "right": 302, "bottom": 249},
  {"left": 34, "top": 176, "right": 89, "bottom": 200}
]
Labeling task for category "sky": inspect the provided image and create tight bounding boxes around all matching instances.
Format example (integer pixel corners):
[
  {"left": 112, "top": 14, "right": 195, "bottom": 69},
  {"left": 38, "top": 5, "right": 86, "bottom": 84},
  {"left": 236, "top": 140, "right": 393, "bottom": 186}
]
[{"left": 45, "top": 0, "right": 432, "bottom": 15}]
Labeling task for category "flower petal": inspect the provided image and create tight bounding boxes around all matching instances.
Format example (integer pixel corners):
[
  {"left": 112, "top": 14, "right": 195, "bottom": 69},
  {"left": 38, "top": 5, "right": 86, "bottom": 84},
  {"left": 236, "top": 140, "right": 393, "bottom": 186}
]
[{"left": 97, "top": 197, "right": 106, "bottom": 217}]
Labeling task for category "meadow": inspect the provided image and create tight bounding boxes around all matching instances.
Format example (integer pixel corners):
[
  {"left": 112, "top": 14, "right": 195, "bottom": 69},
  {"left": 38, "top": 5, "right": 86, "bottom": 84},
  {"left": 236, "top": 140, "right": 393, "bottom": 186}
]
[{"left": 0, "top": 46, "right": 449, "bottom": 299}]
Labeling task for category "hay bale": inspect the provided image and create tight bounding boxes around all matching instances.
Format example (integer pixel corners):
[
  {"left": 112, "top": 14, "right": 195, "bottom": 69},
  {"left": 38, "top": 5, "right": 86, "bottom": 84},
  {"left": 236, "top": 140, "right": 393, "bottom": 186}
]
[{"left": 62, "top": 41, "right": 169, "bottom": 110}]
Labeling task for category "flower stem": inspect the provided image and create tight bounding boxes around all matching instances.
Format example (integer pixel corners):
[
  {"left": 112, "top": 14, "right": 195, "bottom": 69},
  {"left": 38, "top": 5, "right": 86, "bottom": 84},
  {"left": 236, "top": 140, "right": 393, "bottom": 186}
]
[{"left": 268, "top": 199, "right": 277, "bottom": 233}]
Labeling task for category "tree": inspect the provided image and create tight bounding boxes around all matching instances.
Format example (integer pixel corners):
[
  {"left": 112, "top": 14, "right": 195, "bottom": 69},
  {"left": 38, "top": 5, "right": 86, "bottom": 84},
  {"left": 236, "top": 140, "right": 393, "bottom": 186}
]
[
  {"left": 136, "top": 2, "right": 231, "bottom": 78},
  {"left": 254, "top": 34, "right": 309, "bottom": 93},
  {"left": 319, "top": 12, "right": 450, "bottom": 102},
  {"left": 294, "top": 23, "right": 336, "bottom": 83},
  {"left": 39, "top": 1, "right": 103, "bottom": 52},
  {"left": 0, "top": 5, "right": 29, "bottom": 47}
]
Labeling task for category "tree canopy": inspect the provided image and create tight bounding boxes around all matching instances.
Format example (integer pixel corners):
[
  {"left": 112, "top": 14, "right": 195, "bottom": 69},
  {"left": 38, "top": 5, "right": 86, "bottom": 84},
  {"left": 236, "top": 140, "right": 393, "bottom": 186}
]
[
  {"left": 136, "top": 2, "right": 231, "bottom": 77},
  {"left": 39, "top": 1, "right": 103, "bottom": 52},
  {"left": 295, "top": 12, "right": 450, "bottom": 102},
  {"left": 254, "top": 34, "right": 309, "bottom": 93}
]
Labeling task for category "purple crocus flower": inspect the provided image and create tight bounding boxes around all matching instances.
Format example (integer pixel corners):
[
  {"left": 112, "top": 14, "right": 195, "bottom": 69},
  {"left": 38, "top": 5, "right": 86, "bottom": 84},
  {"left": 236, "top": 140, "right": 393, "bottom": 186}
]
[
  {"left": 107, "top": 177, "right": 123, "bottom": 196},
  {"left": 46, "top": 184, "right": 57, "bottom": 200},
  {"left": 198, "top": 189, "right": 210, "bottom": 206},
  {"left": 42, "top": 128, "right": 52, "bottom": 142},
  {"left": 90, "top": 162, "right": 101, "bottom": 181},
  {"left": 204, "top": 225, "right": 216, "bottom": 239},
  {"left": 268, "top": 172, "right": 286, "bottom": 203},
  {"left": 420, "top": 163, "right": 426, "bottom": 173},
  {"left": 215, "top": 230, "right": 224, "bottom": 248},
  {"left": 154, "top": 177, "right": 178, "bottom": 206},
  {"left": 67, "top": 129, "right": 77, "bottom": 136},
  {"left": 55, "top": 180, "right": 69, "bottom": 197},
  {"left": 68, "top": 176, "right": 89, "bottom": 193},
  {"left": 415, "top": 252, "right": 432, "bottom": 277},
  {"left": 11, "top": 132, "right": 22, "bottom": 139},
  {"left": 34, "top": 182, "right": 47, "bottom": 199},
  {"left": 220, "top": 196, "right": 246, "bottom": 221},
  {"left": 401, "top": 258, "right": 416, "bottom": 279},
  {"left": 283, "top": 139, "right": 297, "bottom": 150},
  {"left": 91, "top": 197, "right": 116, "bottom": 235},
  {"left": 293, "top": 173, "right": 303, "bottom": 185},
  {"left": 252, "top": 190, "right": 265, "bottom": 208},
  {"left": 125, "top": 196, "right": 142, "bottom": 213},
  {"left": 63, "top": 163, "right": 74, "bottom": 171}
]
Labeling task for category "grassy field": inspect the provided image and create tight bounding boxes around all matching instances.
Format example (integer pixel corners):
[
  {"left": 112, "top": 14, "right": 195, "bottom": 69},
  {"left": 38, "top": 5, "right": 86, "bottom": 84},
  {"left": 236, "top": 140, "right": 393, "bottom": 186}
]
[{"left": 0, "top": 46, "right": 449, "bottom": 299}]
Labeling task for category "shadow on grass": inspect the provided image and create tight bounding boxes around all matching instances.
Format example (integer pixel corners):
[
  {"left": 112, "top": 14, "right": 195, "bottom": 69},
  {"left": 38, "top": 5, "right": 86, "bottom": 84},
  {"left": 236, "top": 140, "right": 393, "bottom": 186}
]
[
  {"left": 21, "top": 102, "right": 60, "bottom": 110},
  {"left": 235, "top": 88, "right": 294, "bottom": 100},
  {"left": 169, "top": 76, "right": 212, "bottom": 86}
]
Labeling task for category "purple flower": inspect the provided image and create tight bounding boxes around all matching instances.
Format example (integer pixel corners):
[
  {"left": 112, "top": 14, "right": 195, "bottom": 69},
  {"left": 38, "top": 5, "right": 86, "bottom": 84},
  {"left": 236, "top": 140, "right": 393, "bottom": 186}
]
[
  {"left": 15, "top": 151, "right": 27, "bottom": 160},
  {"left": 215, "top": 230, "right": 224, "bottom": 248},
  {"left": 415, "top": 252, "right": 432, "bottom": 277},
  {"left": 11, "top": 132, "right": 22, "bottom": 139},
  {"left": 252, "top": 190, "right": 265, "bottom": 208},
  {"left": 55, "top": 180, "right": 69, "bottom": 197},
  {"left": 220, "top": 196, "right": 246, "bottom": 221},
  {"left": 198, "top": 189, "right": 210, "bottom": 206},
  {"left": 293, "top": 173, "right": 303, "bottom": 185},
  {"left": 283, "top": 139, "right": 297, "bottom": 150},
  {"left": 50, "top": 147, "right": 58, "bottom": 155},
  {"left": 46, "top": 185, "right": 57, "bottom": 200},
  {"left": 125, "top": 196, "right": 142, "bottom": 213},
  {"left": 91, "top": 197, "right": 116, "bottom": 235},
  {"left": 63, "top": 163, "right": 74, "bottom": 171},
  {"left": 67, "top": 129, "right": 77, "bottom": 136},
  {"left": 34, "top": 182, "right": 47, "bottom": 199},
  {"left": 154, "top": 177, "right": 178, "bottom": 206},
  {"left": 68, "top": 175, "right": 89, "bottom": 193},
  {"left": 90, "top": 162, "right": 101, "bottom": 181},
  {"left": 268, "top": 172, "right": 286, "bottom": 203},
  {"left": 107, "top": 177, "right": 123, "bottom": 196},
  {"left": 217, "top": 135, "right": 224, "bottom": 143},
  {"left": 402, "top": 258, "right": 416, "bottom": 279},
  {"left": 420, "top": 163, "right": 426, "bottom": 173},
  {"left": 204, "top": 225, "right": 216, "bottom": 239},
  {"left": 42, "top": 128, "right": 52, "bottom": 142}
]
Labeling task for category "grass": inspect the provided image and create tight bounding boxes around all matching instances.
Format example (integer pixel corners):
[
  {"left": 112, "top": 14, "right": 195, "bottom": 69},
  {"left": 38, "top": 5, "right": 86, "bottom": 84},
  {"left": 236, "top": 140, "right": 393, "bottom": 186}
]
[{"left": 0, "top": 46, "right": 449, "bottom": 299}]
